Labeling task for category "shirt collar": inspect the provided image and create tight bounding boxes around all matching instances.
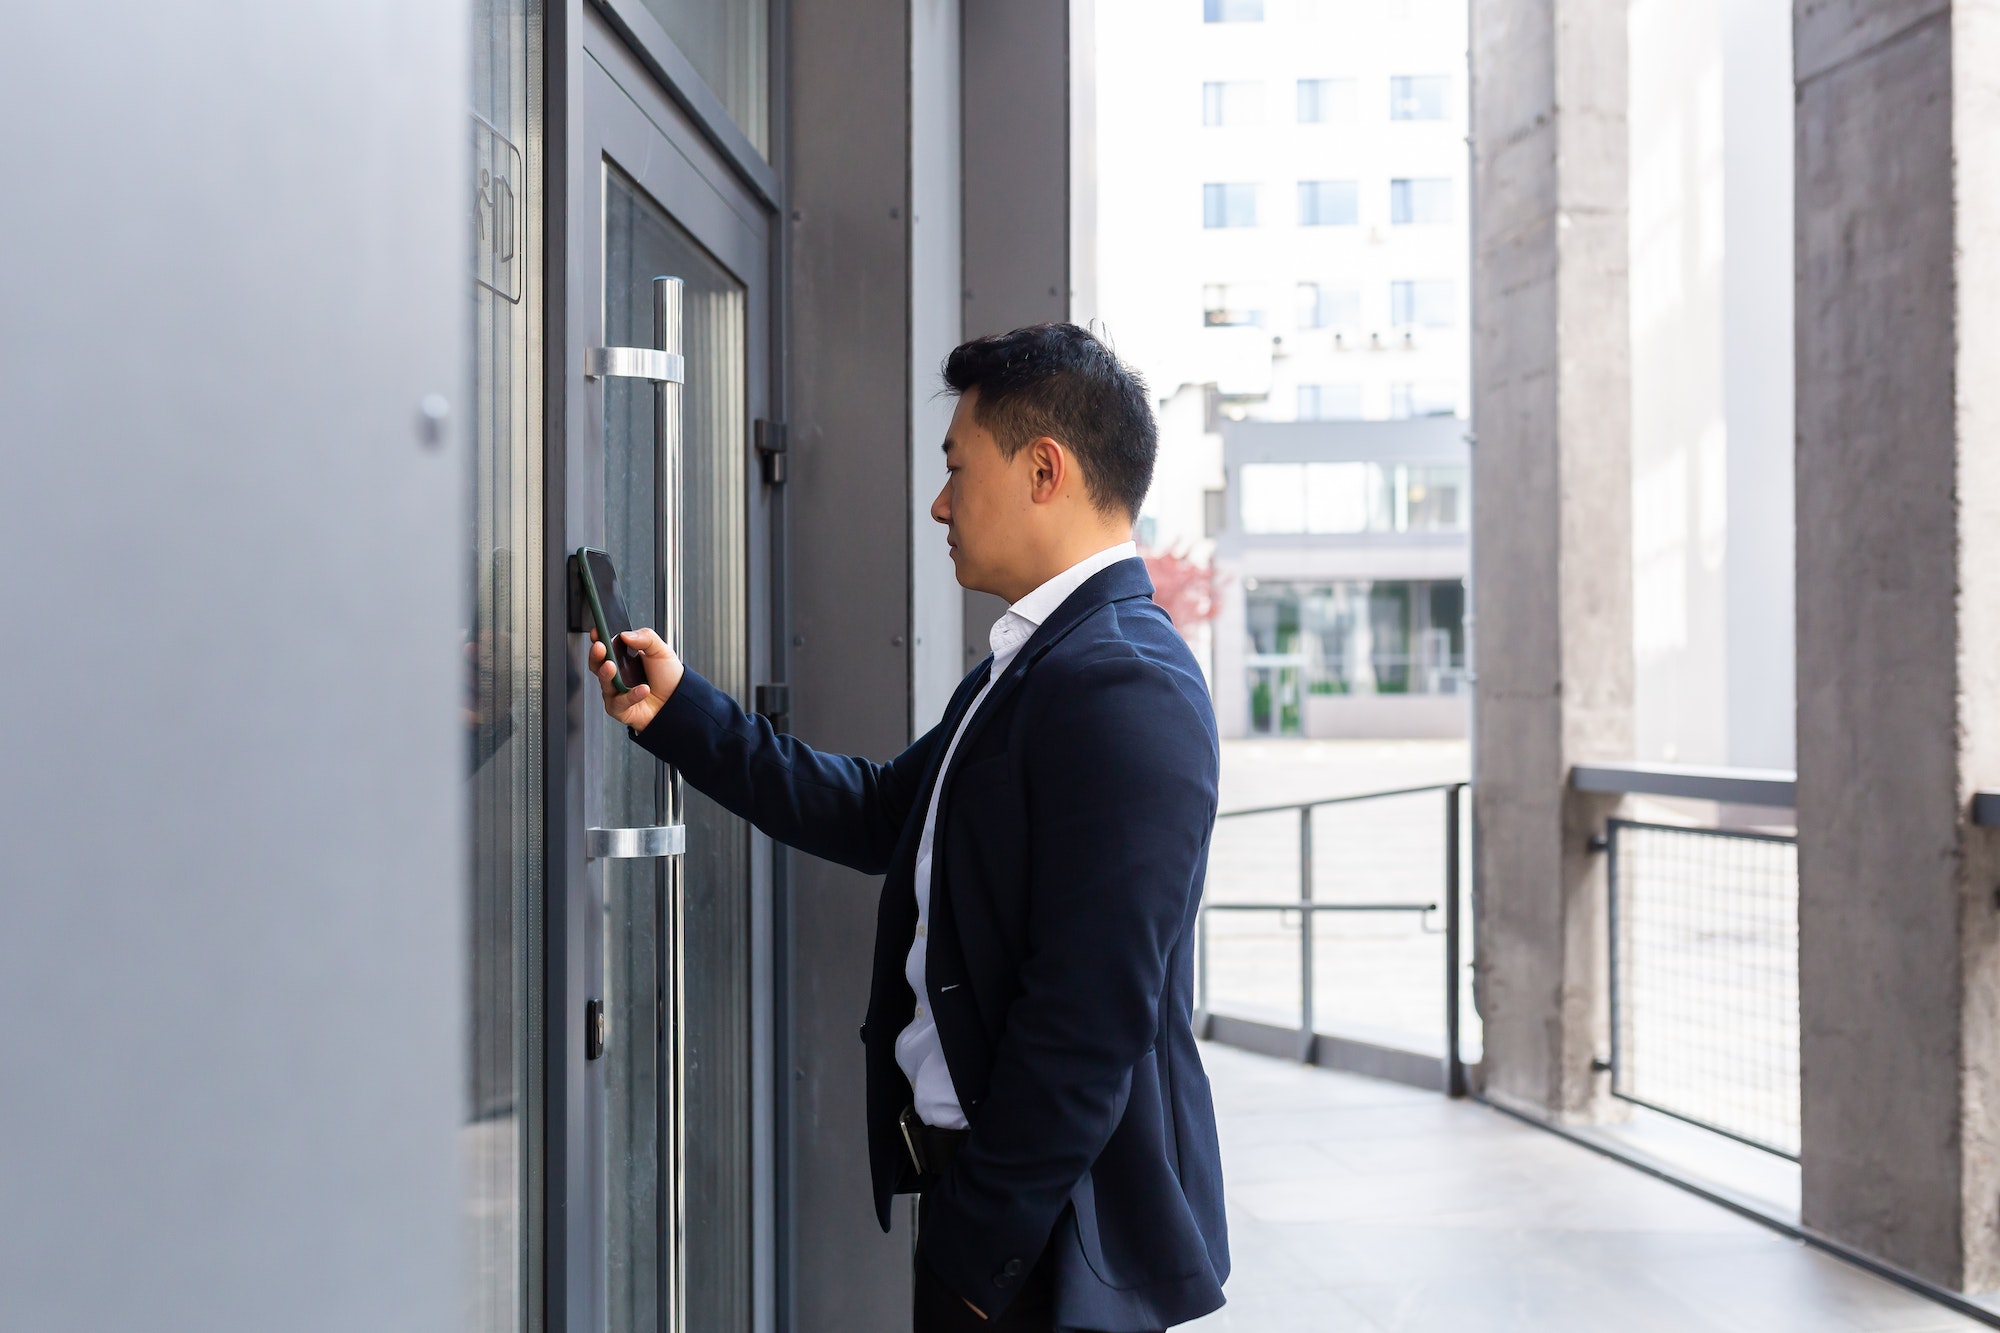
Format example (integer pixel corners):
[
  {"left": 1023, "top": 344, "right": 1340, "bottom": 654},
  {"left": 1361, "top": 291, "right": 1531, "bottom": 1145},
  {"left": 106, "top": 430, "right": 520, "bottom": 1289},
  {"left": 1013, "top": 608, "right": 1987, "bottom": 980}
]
[{"left": 987, "top": 540, "right": 1138, "bottom": 675}]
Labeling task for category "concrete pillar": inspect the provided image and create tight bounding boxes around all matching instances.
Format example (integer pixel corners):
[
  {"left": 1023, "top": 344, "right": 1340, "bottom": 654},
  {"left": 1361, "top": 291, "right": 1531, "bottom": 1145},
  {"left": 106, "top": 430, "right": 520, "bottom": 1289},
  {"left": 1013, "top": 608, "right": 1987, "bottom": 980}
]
[
  {"left": 1469, "top": 0, "right": 1633, "bottom": 1119},
  {"left": 1793, "top": 0, "right": 2000, "bottom": 1291}
]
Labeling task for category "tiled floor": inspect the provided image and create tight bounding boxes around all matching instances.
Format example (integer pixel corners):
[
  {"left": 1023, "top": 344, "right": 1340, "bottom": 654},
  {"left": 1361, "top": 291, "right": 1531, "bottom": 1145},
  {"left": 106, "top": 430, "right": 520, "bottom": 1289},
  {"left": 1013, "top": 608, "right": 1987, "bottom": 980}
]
[{"left": 1185, "top": 1042, "right": 1987, "bottom": 1333}]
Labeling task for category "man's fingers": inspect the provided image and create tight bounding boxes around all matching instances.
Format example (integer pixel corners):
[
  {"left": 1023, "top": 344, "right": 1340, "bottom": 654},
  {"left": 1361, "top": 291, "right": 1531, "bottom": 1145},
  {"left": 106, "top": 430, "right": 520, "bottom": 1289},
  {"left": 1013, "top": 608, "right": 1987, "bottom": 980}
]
[
  {"left": 620, "top": 626, "right": 671, "bottom": 659},
  {"left": 605, "top": 684, "right": 653, "bottom": 727}
]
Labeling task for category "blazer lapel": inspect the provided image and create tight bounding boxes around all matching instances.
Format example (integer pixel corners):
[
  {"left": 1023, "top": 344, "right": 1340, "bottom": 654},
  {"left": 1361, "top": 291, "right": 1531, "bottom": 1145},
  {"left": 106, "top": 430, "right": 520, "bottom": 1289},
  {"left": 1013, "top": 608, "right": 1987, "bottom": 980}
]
[
  {"left": 932, "top": 557, "right": 1157, "bottom": 817},
  {"left": 884, "top": 656, "right": 993, "bottom": 880}
]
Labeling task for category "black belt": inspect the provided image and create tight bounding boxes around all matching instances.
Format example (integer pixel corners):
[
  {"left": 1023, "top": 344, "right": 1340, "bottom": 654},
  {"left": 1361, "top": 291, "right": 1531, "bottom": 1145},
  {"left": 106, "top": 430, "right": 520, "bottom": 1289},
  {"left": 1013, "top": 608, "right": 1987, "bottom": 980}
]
[{"left": 899, "top": 1105, "right": 969, "bottom": 1179}]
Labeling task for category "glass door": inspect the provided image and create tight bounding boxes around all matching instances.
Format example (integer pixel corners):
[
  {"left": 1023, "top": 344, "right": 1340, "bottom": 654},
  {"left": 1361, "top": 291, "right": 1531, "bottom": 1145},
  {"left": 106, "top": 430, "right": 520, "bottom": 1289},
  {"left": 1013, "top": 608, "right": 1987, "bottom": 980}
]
[
  {"left": 558, "top": 20, "right": 770, "bottom": 1333},
  {"left": 466, "top": 1, "right": 542, "bottom": 1330},
  {"left": 597, "top": 177, "right": 753, "bottom": 1333}
]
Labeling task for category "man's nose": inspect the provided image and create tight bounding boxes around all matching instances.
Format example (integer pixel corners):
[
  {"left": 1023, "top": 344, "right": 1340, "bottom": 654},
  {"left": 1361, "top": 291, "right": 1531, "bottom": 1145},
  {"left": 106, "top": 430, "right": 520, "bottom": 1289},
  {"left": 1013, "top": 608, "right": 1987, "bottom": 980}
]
[{"left": 930, "top": 483, "right": 951, "bottom": 525}]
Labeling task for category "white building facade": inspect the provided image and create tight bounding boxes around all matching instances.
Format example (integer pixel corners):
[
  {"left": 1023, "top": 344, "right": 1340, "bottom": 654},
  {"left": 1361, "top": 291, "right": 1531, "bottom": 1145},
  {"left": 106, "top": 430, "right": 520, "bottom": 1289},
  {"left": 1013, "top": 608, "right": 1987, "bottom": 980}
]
[{"left": 1087, "top": 0, "right": 1473, "bottom": 738}]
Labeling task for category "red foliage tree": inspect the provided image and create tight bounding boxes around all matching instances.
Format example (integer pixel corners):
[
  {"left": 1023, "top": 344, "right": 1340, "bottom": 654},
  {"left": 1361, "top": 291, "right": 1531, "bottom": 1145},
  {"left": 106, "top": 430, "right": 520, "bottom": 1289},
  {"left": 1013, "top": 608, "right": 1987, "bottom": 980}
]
[{"left": 1142, "top": 542, "right": 1223, "bottom": 638}]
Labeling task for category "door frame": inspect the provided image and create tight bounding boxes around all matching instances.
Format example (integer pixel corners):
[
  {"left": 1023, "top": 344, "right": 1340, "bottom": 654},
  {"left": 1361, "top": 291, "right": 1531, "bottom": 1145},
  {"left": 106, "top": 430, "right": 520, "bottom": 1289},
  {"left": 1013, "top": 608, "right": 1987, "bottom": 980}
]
[{"left": 544, "top": 7, "right": 780, "bottom": 1330}]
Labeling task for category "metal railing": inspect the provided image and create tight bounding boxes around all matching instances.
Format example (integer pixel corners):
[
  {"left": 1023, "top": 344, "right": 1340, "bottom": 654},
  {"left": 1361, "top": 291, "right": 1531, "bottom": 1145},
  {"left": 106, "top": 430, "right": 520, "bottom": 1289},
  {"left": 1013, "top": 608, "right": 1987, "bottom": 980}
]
[
  {"left": 1605, "top": 818, "right": 1801, "bottom": 1158},
  {"left": 1196, "top": 782, "right": 1469, "bottom": 1096},
  {"left": 1572, "top": 764, "right": 1803, "bottom": 1159}
]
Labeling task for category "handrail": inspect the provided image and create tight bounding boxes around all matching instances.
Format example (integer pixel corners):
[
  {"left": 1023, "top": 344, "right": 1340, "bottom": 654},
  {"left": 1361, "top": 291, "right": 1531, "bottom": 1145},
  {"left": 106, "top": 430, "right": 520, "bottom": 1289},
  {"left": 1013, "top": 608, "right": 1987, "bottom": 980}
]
[
  {"left": 1201, "top": 901, "right": 1436, "bottom": 913},
  {"left": 1575, "top": 770, "right": 2000, "bottom": 823},
  {"left": 1218, "top": 780, "right": 1468, "bottom": 821},
  {"left": 1571, "top": 761, "right": 1795, "bottom": 809},
  {"left": 1198, "top": 780, "right": 1467, "bottom": 1095}
]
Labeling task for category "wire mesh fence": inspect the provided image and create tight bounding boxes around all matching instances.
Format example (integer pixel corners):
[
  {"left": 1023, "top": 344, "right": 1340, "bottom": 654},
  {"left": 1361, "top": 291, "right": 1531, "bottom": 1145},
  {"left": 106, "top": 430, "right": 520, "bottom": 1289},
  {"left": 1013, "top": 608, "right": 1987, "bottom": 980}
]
[{"left": 1609, "top": 819, "right": 1800, "bottom": 1158}]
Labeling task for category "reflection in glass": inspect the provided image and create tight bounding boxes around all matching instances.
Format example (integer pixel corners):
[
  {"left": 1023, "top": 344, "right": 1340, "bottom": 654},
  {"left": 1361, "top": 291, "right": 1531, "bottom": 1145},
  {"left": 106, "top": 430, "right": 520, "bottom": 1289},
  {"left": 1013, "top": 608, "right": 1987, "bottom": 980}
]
[
  {"left": 466, "top": 0, "right": 542, "bottom": 1328},
  {"left": 603, "top": 164, "right": 752, "bottom": 1333},
  {"left": 639, "top": 0, "right": 769, "bottom": 155}
]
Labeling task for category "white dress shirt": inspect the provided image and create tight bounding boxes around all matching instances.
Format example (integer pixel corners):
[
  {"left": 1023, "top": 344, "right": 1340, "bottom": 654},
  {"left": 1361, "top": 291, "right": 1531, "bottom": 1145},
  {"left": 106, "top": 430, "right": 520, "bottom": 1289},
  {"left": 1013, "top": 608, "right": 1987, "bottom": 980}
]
[{"left": 895, "top": 540, "right": 1140, "bottom": 1129}]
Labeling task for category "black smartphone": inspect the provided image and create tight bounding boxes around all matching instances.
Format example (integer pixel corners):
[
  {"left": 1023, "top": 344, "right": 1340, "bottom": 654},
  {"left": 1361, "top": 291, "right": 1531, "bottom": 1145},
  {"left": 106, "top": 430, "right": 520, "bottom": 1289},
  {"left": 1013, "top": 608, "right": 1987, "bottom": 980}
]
[{"left": 574, "top": 547, "right": 646, "bottom": 693}]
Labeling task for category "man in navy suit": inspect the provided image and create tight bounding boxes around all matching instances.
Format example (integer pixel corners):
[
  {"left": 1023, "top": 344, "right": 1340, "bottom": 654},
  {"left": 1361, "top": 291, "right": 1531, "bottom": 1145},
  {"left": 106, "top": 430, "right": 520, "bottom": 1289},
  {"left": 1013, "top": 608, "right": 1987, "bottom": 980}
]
[{"left": 592, "top": 323, "right": 1227, "bottom": 1332}]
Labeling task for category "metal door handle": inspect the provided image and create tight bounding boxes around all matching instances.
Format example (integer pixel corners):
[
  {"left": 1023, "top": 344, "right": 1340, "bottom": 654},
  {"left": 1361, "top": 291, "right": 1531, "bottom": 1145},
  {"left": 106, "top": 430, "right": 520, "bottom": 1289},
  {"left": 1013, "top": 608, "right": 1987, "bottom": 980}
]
[
  {"left": 586, "top": 825, "right": 686, "bottom": 859},
  {"left": 584, "top": 346, "right": 684, "bottom": 383}
]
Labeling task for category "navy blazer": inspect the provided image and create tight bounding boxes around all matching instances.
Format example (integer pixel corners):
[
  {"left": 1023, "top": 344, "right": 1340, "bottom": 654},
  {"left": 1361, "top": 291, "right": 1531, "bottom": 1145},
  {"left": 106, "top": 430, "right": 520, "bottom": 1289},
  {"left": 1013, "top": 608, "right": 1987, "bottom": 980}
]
[{"left": 633, "top": 557, "right": 1228, "bottom": 1330}]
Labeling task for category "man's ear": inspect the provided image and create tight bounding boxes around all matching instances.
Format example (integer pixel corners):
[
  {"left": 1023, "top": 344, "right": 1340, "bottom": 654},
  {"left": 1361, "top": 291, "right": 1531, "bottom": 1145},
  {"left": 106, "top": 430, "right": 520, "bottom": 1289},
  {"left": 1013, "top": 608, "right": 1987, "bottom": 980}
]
[{"left": 1027, "top": 436, "right": 1065, "bottom": 503}]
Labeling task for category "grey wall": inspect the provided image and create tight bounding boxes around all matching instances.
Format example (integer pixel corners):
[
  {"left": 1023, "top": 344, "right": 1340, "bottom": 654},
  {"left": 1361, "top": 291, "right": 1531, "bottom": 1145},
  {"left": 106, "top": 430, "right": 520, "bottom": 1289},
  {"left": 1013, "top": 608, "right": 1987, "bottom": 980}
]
[
  {"left": 781, "top": 7, "right": 1081, "bottom": 1325},
  {"left": 960, "top": 0, "right": 1075, "bottom": 664},
  {"left": 1469, "top": 0, "right": 1633, "bottom": 1119},
  {"left": 1793, "top": 0, "right": 2000, "bottom": 1291},
  {"left": 0, "top": 5, "right": 468, "bottom": 1330},
  {"left": 785, "top": 0, "right": 919, "bottom": 1324}
]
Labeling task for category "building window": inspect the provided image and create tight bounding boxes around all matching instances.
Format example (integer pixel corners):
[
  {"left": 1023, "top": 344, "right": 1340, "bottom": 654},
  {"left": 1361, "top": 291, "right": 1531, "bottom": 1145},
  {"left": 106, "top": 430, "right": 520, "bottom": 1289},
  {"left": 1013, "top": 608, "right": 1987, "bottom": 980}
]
[
  {"left": 1296, "top": 77, "right": 1357, "bottom": 124},
  {"left": 1203, "top": 283, "right": 1267, "bottom": 327},
  {"left": 1297, "top": 282, "right": 1362, "bottom": 329},
  {"left": 1296, "top": 384, "right": 1365, "bottom": 420},
  {"left": 1390, "top": 177, "right": 1453, "bottom": 225},
  {"left": 1391, "top": 381, "right": 1459, "bottom": 418},
  {"left": 1202, "top": 80, "right": 1264, "bottom": 127},
  {"left": 1391, "top": 279, "right": 1454, "bottom": 328},
  {"left": 1246, "top": 579, "right": 1469, "bottom": 727},
  {"left": 1203, "top": 182, "right": 1261, "bottom": 228},
  {"left": 1297, "top": 180, "right": 1358, "bottom": 227},
  {"left": 1390, "top": 74, "right": 1450, "bottom": 120},
  {"left": 1238, "top": 461, "right": 1467, "bottom": 534},
  {"left": 1204, "top": 0, "right": 1264, "bottom": 21}
]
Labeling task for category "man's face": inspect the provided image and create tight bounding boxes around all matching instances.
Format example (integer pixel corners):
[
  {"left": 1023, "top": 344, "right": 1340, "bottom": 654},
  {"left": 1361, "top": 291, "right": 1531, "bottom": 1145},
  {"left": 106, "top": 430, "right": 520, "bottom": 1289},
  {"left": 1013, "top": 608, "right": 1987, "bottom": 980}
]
[{"left": 931, "top": 391, "right": 1037, "bottom": 596}]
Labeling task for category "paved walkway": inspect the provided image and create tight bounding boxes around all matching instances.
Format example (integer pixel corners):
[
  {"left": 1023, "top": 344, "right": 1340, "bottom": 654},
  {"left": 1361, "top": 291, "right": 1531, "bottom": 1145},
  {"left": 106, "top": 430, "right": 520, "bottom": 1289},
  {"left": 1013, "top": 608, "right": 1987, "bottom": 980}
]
[{"left": 1186, "top": 1042, "right": 1987, "bottom": 1333}]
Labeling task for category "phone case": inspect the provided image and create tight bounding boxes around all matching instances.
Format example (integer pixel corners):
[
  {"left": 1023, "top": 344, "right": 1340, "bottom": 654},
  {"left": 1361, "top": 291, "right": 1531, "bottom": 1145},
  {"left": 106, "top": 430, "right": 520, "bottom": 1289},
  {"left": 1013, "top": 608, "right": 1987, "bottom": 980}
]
[{"left": 574, "top": 547, "right": 632, "bottom": 693}]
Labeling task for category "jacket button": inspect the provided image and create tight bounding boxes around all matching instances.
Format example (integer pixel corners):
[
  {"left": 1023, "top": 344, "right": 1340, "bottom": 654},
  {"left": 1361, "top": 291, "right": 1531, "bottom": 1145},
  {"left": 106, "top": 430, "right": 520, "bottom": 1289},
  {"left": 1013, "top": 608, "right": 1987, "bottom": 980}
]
[{"left": 1000, "top": 1258, "right": 1023, "bottom": 1280}]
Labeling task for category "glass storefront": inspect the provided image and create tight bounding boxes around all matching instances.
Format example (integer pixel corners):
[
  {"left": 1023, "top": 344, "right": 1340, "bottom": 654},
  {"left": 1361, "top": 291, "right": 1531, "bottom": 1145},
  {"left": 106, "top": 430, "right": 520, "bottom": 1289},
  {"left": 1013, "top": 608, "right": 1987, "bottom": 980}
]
[{"left": 1246, "top": 578, "right": 1467, "bottom": 734}]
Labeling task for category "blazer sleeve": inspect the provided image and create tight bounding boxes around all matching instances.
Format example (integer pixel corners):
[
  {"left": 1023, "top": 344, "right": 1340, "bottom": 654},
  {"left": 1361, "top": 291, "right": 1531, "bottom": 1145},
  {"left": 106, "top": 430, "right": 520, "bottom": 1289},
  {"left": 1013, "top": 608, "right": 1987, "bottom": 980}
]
[
  {"left": 631, "top": 668, "right": 940, "bottom": 876},
  {"left": 917, "top": 653, "right": 1218, "bottom": 1312}
]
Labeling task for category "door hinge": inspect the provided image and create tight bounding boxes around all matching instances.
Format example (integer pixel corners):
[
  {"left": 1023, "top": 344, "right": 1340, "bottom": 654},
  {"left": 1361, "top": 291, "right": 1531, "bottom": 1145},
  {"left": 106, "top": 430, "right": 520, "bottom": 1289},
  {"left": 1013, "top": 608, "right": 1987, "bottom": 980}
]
[
  {"left": 585, "top": 997, "right": 606, "bottom": 1060},
  {"left": 754, "top": 683, "right": 791, "bottom": 732},
  {"left": 754, "top": 419, "right": 788, "bottom": 486}
]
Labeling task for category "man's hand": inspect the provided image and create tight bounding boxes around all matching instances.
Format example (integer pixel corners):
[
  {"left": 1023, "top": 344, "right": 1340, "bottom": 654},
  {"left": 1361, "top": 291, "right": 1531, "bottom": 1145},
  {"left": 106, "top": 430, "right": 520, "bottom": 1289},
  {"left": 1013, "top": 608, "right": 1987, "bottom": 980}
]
[{"left": 589, "top": 626, "right": 685, "bottom": 732}]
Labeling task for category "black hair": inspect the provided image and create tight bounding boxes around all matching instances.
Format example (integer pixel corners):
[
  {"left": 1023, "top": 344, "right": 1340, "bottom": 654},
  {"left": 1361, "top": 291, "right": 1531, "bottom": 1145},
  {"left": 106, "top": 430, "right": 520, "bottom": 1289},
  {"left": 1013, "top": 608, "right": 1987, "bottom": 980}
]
[{"left": 941, "top": 323, "right": 1158, "bottom": 519}]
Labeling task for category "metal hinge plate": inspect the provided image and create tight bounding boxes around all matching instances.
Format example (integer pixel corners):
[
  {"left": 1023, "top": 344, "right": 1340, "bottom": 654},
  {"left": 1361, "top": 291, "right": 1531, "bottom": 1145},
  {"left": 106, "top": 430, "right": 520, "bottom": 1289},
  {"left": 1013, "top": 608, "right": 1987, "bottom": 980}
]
[{"left": 754, "top": 419, "right": 788, "bottom": 486}]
